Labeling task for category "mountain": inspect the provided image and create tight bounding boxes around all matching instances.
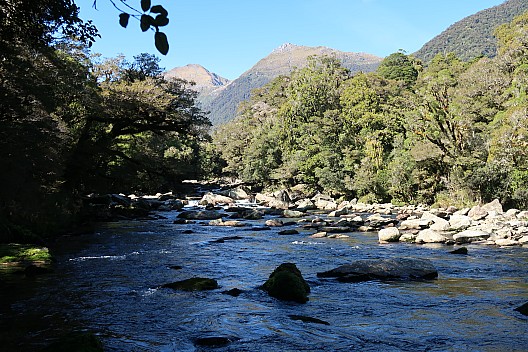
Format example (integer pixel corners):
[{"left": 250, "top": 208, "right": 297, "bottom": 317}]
[
  {"left": 168, "top": 44, "right": 382, "bottom": 126},
  {"left": 414, "top": 0, "right": 528, "bottom": 63}
]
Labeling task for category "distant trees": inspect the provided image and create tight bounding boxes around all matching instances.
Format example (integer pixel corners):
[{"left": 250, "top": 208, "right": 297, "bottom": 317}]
[{"left": 212, "top": 11, "right": 528, "bottom": 209}]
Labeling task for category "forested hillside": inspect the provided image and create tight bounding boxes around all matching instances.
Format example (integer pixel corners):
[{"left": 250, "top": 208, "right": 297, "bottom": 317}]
[
  {"left": 213, "top": 11, "right": 528, "bottom": 209},
  {"left": 415, "top": 0, "right": 528, "bottom": 62},
  {"left": 203, "top": 43, "right": 382, "bottom": 125}
]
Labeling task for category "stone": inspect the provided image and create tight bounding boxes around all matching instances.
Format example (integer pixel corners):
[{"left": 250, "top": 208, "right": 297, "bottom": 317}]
[
  {"left": 328, "top": 207, "right": 350, "bottom": 217},
  {"left": 327, "top": 234, "right": 349, "bottom": 239},
  {"left": 449, "top": 214, "right": 472, "bottom": 230},
  {"left": 194, "top": 337, "right": 233, "bottom": 347},
  {"left": 265, "top": 219, "right": 284, "bottom": 227},
  {"left": 211, "top": 236, "right": 244, "bottom": 243},
  {"left": 199, "top": 192, "right": 234, "bottom": 206},
  {"left": 283, "top": 209, "right": 305, "bottom": 218},
  {"left": 416, "top": 229, "right": 448, "bottom": 243},
  {"left": 317, "top": 258, "right": 438, "bottom": 282},
  {"left": 378, "top": 227, "right": 401, "bottom": 243},
  {"left": 208, "top": 219, "right": 245, "bottom": 227},
  {"left": 278, "top": 229, "right": 299, "bottom": 235},
  {"left": 449, "top": 247, "right": 468, "bottom": 255},
  {"left": 399, "top": 218, "right": 431, "bottom": 230},
  {"left": 162, "top": 278, "right": 218, "bottom": 291},
  {"left": 220, "top": 186, "right": 251, "bottom": 200},
  {"left": 421, "top": 211, "right": 450, "bottom": 231},
  {"left": 504, "top": 208, "right": 520, "bottom": 219},
  {"left": 177, "top": 210, "right": 225, "bottom": 220},
  {"left": 310, "top": 232, "right": 327, "bottom": 238},
  {"left": 519, "top": 236, "right": 528, "bottom": 244},
  {"left": 494, "top": 238, "right": 518, "bottom": 246},
  {"left": 481, "top": 199, "right": 503, "bottom": 214},
  {"left": 399, "top": 233, "right": 418, "bottom": 242},
  {"left": 514, "top": 302, "right": 528, "bottom": 316},
  {"left": 453, "top": 230, "right": 490, "bottom": 244},
  {"left": 517, "top": 211, "right": 528, "bottom": 219},
  {"left": 296, "top": 198, "right": 316, "bottom": 211},
  {"left": 222, "top": 288, "right": 244, "bottom": 297},
  {"left": 288, "top": 315, "right": 330, "bottom": 325},
  {"left": 262, "top": 263, "right": 310, "bottom": 303},
  {"left": 312, "top": 193, "right": 336, "bottom": 210},
  {"left": 468, "top": 205, "right": 488, "bottom": 221},
  {"left": 454, "top": 208, "right": 471, "bottom": 216}
]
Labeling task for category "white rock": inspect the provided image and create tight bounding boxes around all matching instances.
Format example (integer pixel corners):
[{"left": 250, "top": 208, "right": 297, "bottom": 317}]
[
  {"left": 378, "top": 227, "right": 401, "bottom": 243},
  {"left": 399, "top": 233, "right": 418, "bottom": 242},
  {"left": 519, "top": 236, "right": 528, "bottom": 244},
  {"left": 494, "top": 238, "right": 518, "bottom": 246},
  {"left": 399, "top": 218, "right": 431, "bottom": 230},
  {"left": 449, "top": 214, "right": 472, "bottom": 230},
  {"left": 453, "top": 230, "right": 491, "bottom": 244},
  {"left": 416, "top": 229, "right": 448, "bottom": 243}
]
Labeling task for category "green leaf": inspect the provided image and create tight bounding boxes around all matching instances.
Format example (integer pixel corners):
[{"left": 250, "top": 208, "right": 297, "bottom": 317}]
[
  {"left": 141, "top": 0, "right": 151, "bottom": 12},
  {"left": 150, "top": 5, "right": 168, "bottom": 17},
  {"left": 155, "top": 31, "right": 169, "bottom": 55},
  {"left": 140, "top": 14, "right": 154, "bottom": 32},
  {"left": 119, "top": 13, "right": 130, "bottom": 28},
  {"left": 154, "top": 14, "right": 169, "bottom": 27}
]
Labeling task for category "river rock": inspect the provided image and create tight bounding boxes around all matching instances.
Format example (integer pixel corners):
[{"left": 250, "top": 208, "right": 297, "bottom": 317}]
[
  {"left": 468, "top": 205, "right": 488, "bottom": 221},
  {"left": 199, "top": 192, "right": 234, "bottom": 206},
  {"left": 421, "top": 211, "right": 450, "bottom": 231},
  {"left": 162, "top": 277, "right": 218, "bottom": 291},
  {"left": 449, "top": 214, "right": 472, "bottom": 230},
  {"left": 296, "top": 198, "right": 316, "bottom": 211},
  {"left": 514, "top": 302, "right": 528, "bottom": 316},
  {"left": 219, "top": 186, "right": 251, "bottom": 200},
  {"left": 283, "top": 209, "right": 305, "bottom": 218},
  {"left": 399, "top": 233, "right": 418, "bottom": 242},
  {"left": 399, "top": 218, "right": 431, "bottom": 230},
  {"left": 278, "top": 229, "right": 299, "bottom": 235},
  {"left": 265, "top": 219, "right": 284, "bottom": 227},
  {"left": 262, "top": 263, "right": 310, "bottom": 303},
  {"left": 481, "top": 199, "right": 503, "bottom": 214},
  {"left": 449, "top": 247, "right": 468, "bottom": 255},
  {"left": 415, "top": 229, "right": 448, "bottom": 243},
  {"left": 310, "top": 232, "right": 328, "bottom": 238},
  {"left": 317, "top": 258, "right": 438, "bottom": 282},
  {"left": 312, "top": 193, "right": 336, "bottom": 210},
  {"left": 208, "top": 219, "right": 245, "bottom": 227},
  {"left": 494, "top": 238, "right": 518, "bottom": 246},
  {"left": 517, "top": 211, "right": 528, "bottom": 219},
  {"left": 177, "top": 210, "right": 225, "bottom": 220},
  {"left": 453, "top": 230, "right": 490, "bottom": 244},
  {"left": 378, "top": 227, "right": 401, "bottom": 243},
  {"left": 194, "top": 336, "right": 234, "bottom": 347}
]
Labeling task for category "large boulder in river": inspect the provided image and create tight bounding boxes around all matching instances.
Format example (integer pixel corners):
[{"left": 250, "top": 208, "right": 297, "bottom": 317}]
[
  {"left": 317, "top": 258, "right": 438, "bottom": 282},
  {"left": 162, "top": 277, "right": 218, "bottom": 291},
  {"left": 177, "top": 210, "right": 226, "bottom": 220},
  {"left": 453, "top": 230, "right": 490, "bottom": 244},
  {"left": 262, "top": 263, "right": 310, "bottom": 303},
  {"left": 378, "top": 227, "right": 401, "bottom": 243},
  {"left": 415, "top": 229, "right": 448, "bottom": 243}
]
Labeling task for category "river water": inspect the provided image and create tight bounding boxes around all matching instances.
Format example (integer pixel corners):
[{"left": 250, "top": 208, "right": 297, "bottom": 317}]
[{"left": 1, "top": 204, "right": 527, "bottom": 351}]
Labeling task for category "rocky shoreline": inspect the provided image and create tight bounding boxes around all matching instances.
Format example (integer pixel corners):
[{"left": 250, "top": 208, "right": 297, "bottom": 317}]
[{"left": 84, "top": 183, "right": 528, "bottom": 249}]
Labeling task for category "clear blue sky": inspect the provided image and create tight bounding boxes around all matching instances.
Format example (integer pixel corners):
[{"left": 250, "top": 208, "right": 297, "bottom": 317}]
[{"left": 80, "top": 0, "right": 506, "bottom": 80}]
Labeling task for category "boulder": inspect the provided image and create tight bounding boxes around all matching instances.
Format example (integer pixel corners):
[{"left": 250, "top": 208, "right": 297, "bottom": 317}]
[
  {"left": 177, "top": 210, "right": 225, "bottom": 220},
  {"left": 517, "top": 211, "right": 528, "bottom": 219},
  {"left": 453, "top": 230, "right": 490, "bottom": 244},
  {"left": 468, "top": 205, "right": 488, "bottom": 221},
  {"left": 378, "top": 227, "right": 401, "bottom": 243},
  {"left": 312, "top": 193, "right": 336, "bottom": 210},
  {"left": 265, "top": 219, "right": 284, "bottom": 227},
  {"left": 399, "top": 233, "right": 418, "bottom": 242},
  {"left": 199, "top": 192, "right": 234, "bottom": 206},
  {"left": 283, "top": 209, "right": 305, "bottom": 218},
  {"left": 295, "top": 198, "right": 317, "bottom": 211},
  {"left": 399, "top": 218, "right": 431, "bottom": 230},
  {"left": 481, "top": 199, "right": 503, "bottom": 214},
  {"left": 494, "top": 238, "right": 518, "bottom": 246},
  {"left": 262, "top": 263, "right": 310, "bottom": 303},
  {"left": 278, "top": 229, "right": 299, "bottom": 235},
  {"left": 219, "top": 186, "right": 251, "bottom": 200},
  {"left": 514, "top": 302, "right": 528, "bottom": 316},
  {"left": 208, "top": 219, "right": 245, "bottom": 227},
  {"left": 162, "top": 277, "right": 218, "bottom": 291},
  {"left": 449, "top": 214, "right": 472, "bottom": 230},
  {"left": 449, "top": 247, "right": 468, "bottom": 255},
  {"left": 415, "top": 229, "right": 448, "bottom": 243},
  {"left": 421, "top": 211, "right": 450, "bottom": 231},
  {"left": 317, "top": 258, "right": 438, "bottom": 282}
]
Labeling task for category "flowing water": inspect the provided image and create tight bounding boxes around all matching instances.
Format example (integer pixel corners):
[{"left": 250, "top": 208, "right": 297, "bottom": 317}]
[{"left": 1, "top": 204, "right": 527, "bottom": 351}]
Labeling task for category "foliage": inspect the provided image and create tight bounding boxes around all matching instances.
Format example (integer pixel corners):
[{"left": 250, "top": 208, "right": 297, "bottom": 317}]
[{"left": 212, "top": 12, "right": 528, "bottom": 210}]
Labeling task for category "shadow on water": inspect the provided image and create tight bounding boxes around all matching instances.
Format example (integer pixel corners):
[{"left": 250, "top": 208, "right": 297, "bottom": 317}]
[{"left": 1, "top": 208, "right": 527, "bottom": 351}]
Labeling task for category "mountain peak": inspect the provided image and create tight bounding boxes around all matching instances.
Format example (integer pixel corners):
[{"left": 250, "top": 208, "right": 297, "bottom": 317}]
[
  {"left": 164, "top": 64, "right": 230, "bottom": 91},
  {"left": 272, "top": 43, "right": 300, "bottom": 53}
]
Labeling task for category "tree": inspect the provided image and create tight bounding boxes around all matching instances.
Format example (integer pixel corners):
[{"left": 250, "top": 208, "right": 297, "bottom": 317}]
[{"left": 376, "top": 51, "right": 420, "bottom": 88}]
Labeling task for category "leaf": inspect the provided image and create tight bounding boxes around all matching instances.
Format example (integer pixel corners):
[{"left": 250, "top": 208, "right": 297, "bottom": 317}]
[
  {"left": 119, "top": 13, "right": 130, "bottom": 28},
  {"left": 154, "top": 14, "right": 169, "bottom": 27},
  {"left": 155, "top": 31, "right": 169, "bottom": 55},
  {"left": 150, "top": 5, "right": 168, "bottom": 17},
  {"left": 141, "top": 0, "right": 151, "bottom": 12},
  {"left": 140, "top": 14, "right": 154, "bottom": 32}
]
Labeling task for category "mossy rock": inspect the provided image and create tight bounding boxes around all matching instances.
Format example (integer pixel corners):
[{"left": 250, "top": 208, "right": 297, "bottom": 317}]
[
  {"left": 162, "top": 277, "right": 218, "bottom": 291},
  {"left": 0, "top": 244, "right": 52, "bottom": 264},
  {"left": 42, "top": 332, "right": 103, "bottom": 352},
  {"left": 262, "top": 263, "right": 310, "bottom": 303}
]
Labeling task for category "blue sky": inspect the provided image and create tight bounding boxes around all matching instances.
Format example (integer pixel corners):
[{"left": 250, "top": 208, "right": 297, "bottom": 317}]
[{"left": 80, "top": 0, "right": 505, "bottom": 80}]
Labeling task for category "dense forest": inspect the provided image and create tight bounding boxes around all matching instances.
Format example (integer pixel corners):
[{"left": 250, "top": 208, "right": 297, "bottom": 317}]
[
  {"left": 2, "top": 1, "right": 528, "bottom": 245},
  {"left": 0, "top": 0, "right": 210, "bottom": 242},
  {"left": 213, "top": 11, "right": 528, "bottom": 210}
]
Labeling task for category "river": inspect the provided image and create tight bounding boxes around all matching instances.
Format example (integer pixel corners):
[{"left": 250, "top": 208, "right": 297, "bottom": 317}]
[{"left": 1, "top": 203, "right": 527, "bottom": 351}]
